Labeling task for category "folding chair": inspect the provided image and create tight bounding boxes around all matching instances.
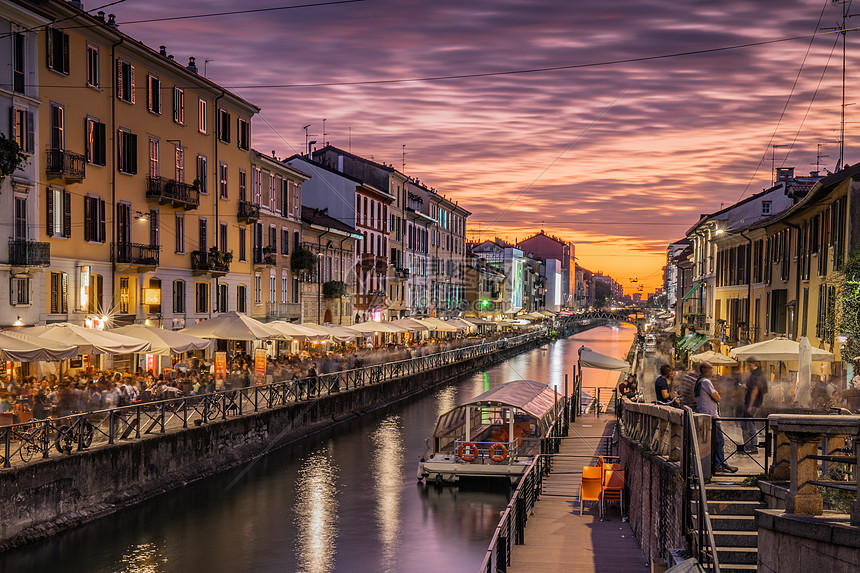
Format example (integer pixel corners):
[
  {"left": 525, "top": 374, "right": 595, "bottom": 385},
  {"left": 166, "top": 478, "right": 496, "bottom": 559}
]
[
  {"left": 601, "top": 468, "right": 626, "bottom": 517},
  {"left": 579, "top": 465, "right": 603, "bottom": 516}
]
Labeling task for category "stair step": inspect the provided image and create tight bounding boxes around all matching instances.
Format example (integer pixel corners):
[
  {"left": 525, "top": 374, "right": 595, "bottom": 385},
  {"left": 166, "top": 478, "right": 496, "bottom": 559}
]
[
  {"left": 697, "top": 514, "right": 757, "bottom": 531},
  {"left": 716, "top": 546, "right": 758, "bottom": 565},
  {"left": 713, "top": 530, "right": 758, "bottom": 548},
  {"left": 718, "top": 564, "right": 758, "bottom": 573},
  {"left": 706, "top": 500, "right": 763, "bottom": 516},
  {"left": 705, "top": 485, "right": 762, "bottom": 502}
]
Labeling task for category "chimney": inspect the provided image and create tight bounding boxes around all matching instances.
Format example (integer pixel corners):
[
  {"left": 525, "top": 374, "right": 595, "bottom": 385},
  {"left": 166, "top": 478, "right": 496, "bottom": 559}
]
[
  {"left": 107, "top": 14, "right": 118, "bottom": 28},
  {"left": 69, "top": 0, "right": 83, "bottom": 9},
  {"left": 337, "top": 155, "right": 343, "bottom": 172},
  {"left": 159, "top": 46, "right": 167, "bottom": 57},
  {"left": 97, "top": 11, "right": 105, "bottom": 21},
  {"left": 776, "top": 167, "right": 795, "bottom": 182},
  {"left": 167, "top": 55, "right": 174, "bottom": 61},
  {"left": 187, "top": 57, "right": 198, "bottom": 74}
]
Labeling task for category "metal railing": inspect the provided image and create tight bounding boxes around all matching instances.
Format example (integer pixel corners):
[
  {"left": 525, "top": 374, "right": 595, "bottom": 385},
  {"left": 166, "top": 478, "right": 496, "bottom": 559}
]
[
  {"left": 237, "top": 201, "right": 260, "bottom": 222},
  {"left": 479, "top": 396, "right": 569, "bottom": 573},
  {"left": 191, "top": 250, "right": 230, "bottom": 273},
  {"left": 8, "top": 238, "right": 50, "bottom": 267},
  {"left": 0, "top": 330, "right": 547, "bottom": 469},
  {"left": 713, "top": 416, "right": 771, "bottom": 476},
  {"left": 266, "top": 301, "right": 301, "bottom": 319},
  {"left": 111, "top": 242, "right": 160, "bottom": 267},
  {"left": 681, "top": 406, "right": 721, "bottom": 572},
  {"left": 146, "top": 176, "right": 200, "bottom": 209},
  {"left": 45, "top": 148, "right": 86, "bottom": 180}
]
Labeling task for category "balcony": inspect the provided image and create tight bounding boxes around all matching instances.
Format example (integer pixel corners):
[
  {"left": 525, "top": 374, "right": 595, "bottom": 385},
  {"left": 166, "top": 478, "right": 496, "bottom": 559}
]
[
  {"left": 191, "top": 249, "right": 231, "bottom": 275},
  {"left": 45, "top": 149, "right": 85, "bottom": 183},
  {"left": 8, "top": 239, "right": 50, "bottom": 267},
  {"left": 253, "top": 249, "right": 277, "bottom": 267},
  {"left": 358, "top": 253, "right": 387, "bottom": 274},
  {"left": 146, "top": 176, "right": 199, "bottom": 210},
  {"left": 267, "top": 301, "right": 301, "bottom": 320},
  {"left": 237, "top": 201, "right": 260, "bottom": 223},
  {"left": 112, "top": 242, "right": 159, "bottom": 269},
  {"left": 393, "top": 266, "right": 410, "bottom": 280}
]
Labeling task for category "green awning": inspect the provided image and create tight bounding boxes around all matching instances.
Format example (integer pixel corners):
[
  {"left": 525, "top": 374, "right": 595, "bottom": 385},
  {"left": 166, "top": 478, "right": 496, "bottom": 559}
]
[
  {"left": 687, "top": 335, "right": 708, "bottom": 353},
  {"left": 681, "top": 280, "right": 705, "bottom": 301}
]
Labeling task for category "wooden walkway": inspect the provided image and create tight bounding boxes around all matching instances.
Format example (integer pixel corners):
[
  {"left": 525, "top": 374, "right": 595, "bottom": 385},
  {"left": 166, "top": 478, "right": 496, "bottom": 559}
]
[{"left": 508, "top": 414, "right": 648, "bottom": 573}]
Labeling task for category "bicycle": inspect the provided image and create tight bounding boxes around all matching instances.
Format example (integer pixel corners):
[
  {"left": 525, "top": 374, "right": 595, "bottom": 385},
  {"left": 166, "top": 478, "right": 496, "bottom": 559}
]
[
  {"left": 18, "top": 422, "right": 48, "bottom": 462},
  {"left": 55, "top": 418, "right": 95, "bottom": 454}
]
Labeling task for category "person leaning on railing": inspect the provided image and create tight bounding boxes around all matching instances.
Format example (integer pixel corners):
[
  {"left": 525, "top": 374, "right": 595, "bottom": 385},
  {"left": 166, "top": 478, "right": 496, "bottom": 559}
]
[{"left": 695, "top": 361, "right": 738, "bottom": 473}]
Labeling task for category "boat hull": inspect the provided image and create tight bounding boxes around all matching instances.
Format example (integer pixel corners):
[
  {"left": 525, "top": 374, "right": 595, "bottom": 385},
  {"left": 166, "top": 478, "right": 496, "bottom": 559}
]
[{"left": 418, "top": 456, "right": 532, "bottom": 484}]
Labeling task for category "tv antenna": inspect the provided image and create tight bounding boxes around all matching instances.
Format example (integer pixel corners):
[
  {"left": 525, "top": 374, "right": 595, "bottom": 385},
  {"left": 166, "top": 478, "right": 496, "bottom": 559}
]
[
  {"left": 402, "top": 144, "right": 407, "bottom": 172},
  {"left": 814, "top": 143, "right": 830, "bottom": 173},
  {"left": 303, "top": 125, "right": 317, "bottom": 157},
  {"left": 771, "top": 144, "right": 789, "bottom": 185},
  {"left": 823, "top": 1, "right": 859, "bottom": 171}
]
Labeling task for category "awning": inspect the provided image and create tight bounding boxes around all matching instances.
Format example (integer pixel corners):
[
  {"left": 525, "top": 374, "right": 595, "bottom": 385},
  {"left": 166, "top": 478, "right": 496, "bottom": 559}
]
[
  {"left": 577, "top": 347, "right": 630, "bottom": 372},
  {"left": 111, "top": 325, "right": 212, "bottom": 356},
  {"left": 179, "top": 312, "right": 282, "bottom": 341},
  {"left": 680, "top": 280, "right": 705, "bottom": 301},
  {"left": 0, "top": 331, "right": 78, "bottom": 362},
  {"left": 22, "top": 323, "right": 152, "bottom": 355}
]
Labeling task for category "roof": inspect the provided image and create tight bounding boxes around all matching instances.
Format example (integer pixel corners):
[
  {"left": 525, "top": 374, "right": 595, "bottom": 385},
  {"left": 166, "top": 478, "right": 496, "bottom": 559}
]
[
  {"left": 457, "top": 379, "right": 558, "bottom": 419},
  {"left": 314, "top": 145, "right": 396, "bottom": 173},
  {"left": 301, "top": 206, "right": 359, "bottom": 236}
]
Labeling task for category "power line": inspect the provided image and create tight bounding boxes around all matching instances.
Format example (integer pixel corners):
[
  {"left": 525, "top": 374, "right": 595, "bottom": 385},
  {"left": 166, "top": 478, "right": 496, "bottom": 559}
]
[{"left": 114, "top": 0, "right": 365, "bottom": 25}]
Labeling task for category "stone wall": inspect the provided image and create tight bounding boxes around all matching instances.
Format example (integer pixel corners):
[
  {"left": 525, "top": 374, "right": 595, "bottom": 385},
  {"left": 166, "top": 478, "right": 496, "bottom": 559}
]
[
  {"left": 0, "top": 337, "right": 541, "bottom": 551},
  {"left": 757, "top": 510, "right": 860, "bottom": 573}
]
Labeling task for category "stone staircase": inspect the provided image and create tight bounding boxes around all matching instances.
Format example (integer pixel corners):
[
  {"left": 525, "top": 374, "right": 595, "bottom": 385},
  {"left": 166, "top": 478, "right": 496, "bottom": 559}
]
[{"left": 692, "top": 485, "right": 762, "bottom": 573}]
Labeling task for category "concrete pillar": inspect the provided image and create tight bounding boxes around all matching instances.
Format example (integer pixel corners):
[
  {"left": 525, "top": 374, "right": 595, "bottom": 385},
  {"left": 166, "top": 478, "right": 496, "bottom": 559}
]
[
  {"left": 785, "top": 431, "right": 823, "bottom": 516},
  {"left": 669, "top": 421, "right": 682, "bottom": 462},
  {"left": 853, "top": 436, "right": 860, "bottom": 526},
  {"left": 772, "top": 431, "right": 790, "bottom": 480},
  {"left": 822, "top": 435, "right": 846, "bottom": 476}
]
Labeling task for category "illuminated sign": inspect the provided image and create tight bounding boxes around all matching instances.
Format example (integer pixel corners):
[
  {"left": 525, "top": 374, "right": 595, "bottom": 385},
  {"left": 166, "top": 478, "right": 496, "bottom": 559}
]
[
  {"left": 79, "top": 266, "right": 90, "bottom": 311},
  {"left": 143, "top": 288, "right": 161, "bottom": 305}
]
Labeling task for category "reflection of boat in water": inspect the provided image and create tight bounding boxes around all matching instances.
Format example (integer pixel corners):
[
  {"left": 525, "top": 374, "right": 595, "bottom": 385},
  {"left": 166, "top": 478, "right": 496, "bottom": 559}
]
[{"left": 417, "top": 379, "right": 562, "bottom": 484}]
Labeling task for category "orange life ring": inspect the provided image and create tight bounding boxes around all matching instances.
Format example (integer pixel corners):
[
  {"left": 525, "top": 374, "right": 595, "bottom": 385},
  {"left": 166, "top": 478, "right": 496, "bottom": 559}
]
[
  {"left": 458, "top": 442, "right": 478, "bottom": 462},
  {"left": 489, "top": 442, "right": 508, "bottom": 462}
]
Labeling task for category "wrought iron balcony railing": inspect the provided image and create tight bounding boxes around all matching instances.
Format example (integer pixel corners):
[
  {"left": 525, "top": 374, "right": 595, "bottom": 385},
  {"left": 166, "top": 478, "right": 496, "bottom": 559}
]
[
  {"left": 253, "top": 250, "right": 277, "bottom": 266},
  {"left": 45, "top": 149, "right": 86, "bottom": 182},
  {"left": 146, "top": 176, "right": 200, "bottom": 209},
  {"left": 266, "top": 302, "right": 301, "bottom": 319},
  {"left": 191, "top": 250, "right": 231, "bottom": 274},
  {"left": 8, "top": 239, "right": 50, "bottom": 267},
  {"left": 237, "top": 201, "right": 260, "bottom": 223},
  {"left": 112, "top": 242, "right": 159, "bottom": 267}
]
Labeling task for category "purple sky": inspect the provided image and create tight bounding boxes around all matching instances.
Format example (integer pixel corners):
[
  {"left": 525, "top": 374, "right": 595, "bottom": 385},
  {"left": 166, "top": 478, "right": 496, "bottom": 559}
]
[{"left": 110, "top": 0, "right": 855, "bottom": 292}]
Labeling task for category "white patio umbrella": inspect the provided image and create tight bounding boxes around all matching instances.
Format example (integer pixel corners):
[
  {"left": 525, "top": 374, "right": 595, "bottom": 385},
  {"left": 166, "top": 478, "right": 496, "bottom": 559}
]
[
  {"left": 0, "top": 330, "right": 78, "bottom": 362},
  {"left": 111, "top": 324, "right": 212, "bottom": 356},
  {"left": 797, "top": 336, "right": 813, "bottom": 408},
  {"left": 22, "top": 323, "right": 151, "bottom": 355},
  {"left": 729, "top": 337, "right": 834, "bottom": 362},
  {"left": 350, "top": 321, "right": 407, "bottom": 334},
  {"left": 418, "top": 317, "right": 459, "bottom": 332},
  {"left": 319, "top": 325, "right": 362, "bottom": 341},
  {"left": 446, "top": 318, "right": 475, "bottom": 332},
  {"left": 296, "top": 322, "right": 337, "bottom": 337},
  {"left": 577, "top": 347, "right": 630, "bottom": 372},
  {"left": 690, "top": 350, "right": 738, "bottom": 366},
  {"left": 268, "top": 321, "right": 321, "bottom": 338},
  {"left": 391, "top": 318, "right": 429, "bottom": 332},
  {"left": 179, "top": 312, "right": 281, "bottom": 341}
]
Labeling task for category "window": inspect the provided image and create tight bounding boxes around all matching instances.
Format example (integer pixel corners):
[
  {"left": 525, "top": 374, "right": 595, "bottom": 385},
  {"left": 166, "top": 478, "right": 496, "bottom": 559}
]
[
  {"left": 46, "top": 187, "right": 71, "bottom": 238},
  {"left": 254, "top": 273, "right": 261, "bottom": 305},
  {"left": 220, "top": 222, "right": 228, "bottom": 251},
  {"left": 46, "top": 27, "right": 69, "bottom": 75},
  {"left": 87, "top": 274, "right": 104, "bottom": 314},
  {"left": 86, "top": 118, "right": 107, "bottom": 166},
  {"left": 282, "top": 275, "right": 288, "bottom": 303},
  {"left": 118, "top": 129, "right": 138, "bottom": 174},
  {"left": 269, "top": 274, "right": 276, "bottom": 303},
  {"left": 268, "top": 225, "right": 277, "bottom": 249},
  {"left": 195, "top": 283, "right": 209, "bottom": 313},
  {"left": 144, "top": 141, "right": 159, "bottom": 182},
  {"left": 237, "top": 285, "right": 247, "bottom": 313},
  {"left": 238, "top": 227, "right": 246, "bottom": 261},
  {"left": 14, "top": 197, "right": 26, "bottom": 240},
  {"left": 175, "top": 213, "right": 185, "bottom": 253},
  {"left": 11, "top": 108, "right": 34, "bottom": 153},
  {"left": 762, "top": 201, "right": 772, "bottom": 216},
  {"left": 150, "top": 208, "right": 160, "bottom": 246},
  {"left": 219, "top": 163, "right": 228, "bottom": 199},
  {"left": 83, "top": 195, "right": 106, "bottom": 242},
  {"left": 173, "top": 87, "right": 185, "bottom": 124},
  {"left": 269, "top": 175, "right": 277, "bottom": 211},
  {"left": 238, "top": 169, "right": 247, "bottom": 202},
  {"left": 216, "top": 283, "right": 228, "bottom": 313},
  {"left": 198, "top": 98, "right": 207, "bottom": 133},
  {"left": 49, "top": 271, "right": 68, "bottom": 314},
  {"left": 86, "top": 43, "right": 99, "bottom": 88},
  {"left": 147, "top": 74, "right": 161, "bottom": 114},
  {"left": 119, "top": 277, "right": 129, "bottom": 314},
  {"left": 281, "top": 179, "right": 289, "bottom": 214},
  {"left": 294, "top": 230, "right": 300, "bottom": 252},
  {"left": 173, "top": 280, "right": 185, "bottom": 313},
  {"left": 116, "top": 59, "right": 134, "bottom": 103},
  {"left": 13, "top": 33, "right": 25, "bottom": 93},
  {"left": 198, "top": 218, "right": 207, "bottom": 251},
  {"left": 253, "top": 167, "right": 262, "bottom": 204},
  {"left": 218, "top": 109, "right": 231, "bottom": 142},
  {"left": 197, "top": 155, "right": 207, "bottom": 193},
  {"left": 175, "top": 146, "right": 185, "bottom": 182},
  {"left": 10, "top": 276, "right": 30, "bottom": 306},
  {"left": 281, "top": 228, "right": 289, "bottom": 255},
  {"left": 237, "top": 117, "right": 250, "bottom": 150},
  {"left": 50, "top": 103, "right": 64, "bottom": 150}
]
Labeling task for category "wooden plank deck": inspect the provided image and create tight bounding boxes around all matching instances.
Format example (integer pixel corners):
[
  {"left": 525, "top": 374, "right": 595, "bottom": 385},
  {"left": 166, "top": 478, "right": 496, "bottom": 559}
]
[{"left": 508, "top": 414, "right": 648, "bottom": 573}]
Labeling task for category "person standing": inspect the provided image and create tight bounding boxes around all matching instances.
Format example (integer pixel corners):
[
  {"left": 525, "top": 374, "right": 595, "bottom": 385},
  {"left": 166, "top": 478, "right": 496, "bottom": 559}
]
[
  {"left": 696, "top": 362, "right": 737, "bottom": 473},
  {"left": 742, "top": 359, "right": 768, "bottom": 454}
]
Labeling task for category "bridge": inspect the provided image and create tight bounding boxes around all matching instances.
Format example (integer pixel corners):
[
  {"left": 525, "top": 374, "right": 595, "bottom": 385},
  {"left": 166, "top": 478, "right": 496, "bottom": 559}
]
[{"left": 563, "top": 309, "right": 647, "bottom": 326}]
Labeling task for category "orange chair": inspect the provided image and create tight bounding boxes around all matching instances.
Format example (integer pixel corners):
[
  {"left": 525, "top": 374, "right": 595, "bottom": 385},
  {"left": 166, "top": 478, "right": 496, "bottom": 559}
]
[
  {"left": 579, "top": 465, "right": 603, "bottom": 516},
  {"left": 601, "top": 468, "right": 625, "bottom": 517}
]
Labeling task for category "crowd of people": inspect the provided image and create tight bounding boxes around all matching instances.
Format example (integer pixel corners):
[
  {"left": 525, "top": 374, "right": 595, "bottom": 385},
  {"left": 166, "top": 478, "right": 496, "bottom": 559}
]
[{"left": 0, "top": 333, "right": 516, "bottom": 421}]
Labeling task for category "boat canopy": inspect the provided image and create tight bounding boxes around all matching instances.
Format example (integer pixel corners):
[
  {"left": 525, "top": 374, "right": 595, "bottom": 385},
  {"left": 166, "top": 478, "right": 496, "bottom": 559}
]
[{"left": 434, "top": 380, "right": 558, "bottom": 437}]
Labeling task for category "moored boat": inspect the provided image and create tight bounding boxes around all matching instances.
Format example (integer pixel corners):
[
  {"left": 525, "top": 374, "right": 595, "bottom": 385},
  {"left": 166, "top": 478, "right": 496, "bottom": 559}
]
[{"left": 417, "top": 379, "right": 563, "bottom": 484}]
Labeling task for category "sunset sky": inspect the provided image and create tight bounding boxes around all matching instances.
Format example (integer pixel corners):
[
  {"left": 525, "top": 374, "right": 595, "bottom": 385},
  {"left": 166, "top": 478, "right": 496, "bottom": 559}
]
[{"left": 110, "top": 0, "right": 859, "bottom": 294}]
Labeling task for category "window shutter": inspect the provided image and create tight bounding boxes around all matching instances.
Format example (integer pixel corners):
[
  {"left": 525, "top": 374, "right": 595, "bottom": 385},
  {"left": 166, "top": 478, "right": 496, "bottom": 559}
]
[
  {"left": 62, "top": 33, "right": 70, "bottom": 74},
  {"left": 96, "top": 121, "right": 106, "bottom": 165},
  {"left": 61, "top": 272, "right": 68, "bottom": 313},
  {"left": 84, "top": 197, "right": 92, "bottom": 242},
  {"left": 47, "top": 28, "right": 53, "bottom": 69},
  {"left": 129, "top": 133, "right": 138, "bottom": 174},
  {"left": 96, "top": 275, "right": 103, "bottom": 309},
  {"left": 8, "top": 107, "right": 14, "bottom": 142},
  {"left": 26, "top": 111, "right": 34, "bottom": 152},
  {"left": 129, "top": 65, "right": 135, "bottom": 104},
  {"left": 9, "top": 277, "right": 16, "bottom": 306},
  {"left": 99, "top": 199, "right": 106, "bottom": 242},
  {"left": 116, "top": 60, "right": 123, "bottom": 99},
  {"left": 146, "top": 76, "right": 150, "bottom": 109},
  {"left": 46, "top": 189, "right": 54, "bottom": 237},
  {"left": 63, "top": 191, "right": 71, "bottom": 238}
]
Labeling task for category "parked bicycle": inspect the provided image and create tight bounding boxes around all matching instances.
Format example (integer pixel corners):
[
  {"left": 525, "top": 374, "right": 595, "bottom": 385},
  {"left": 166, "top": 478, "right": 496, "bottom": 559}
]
[
  {"left": 55, "top": 418, "right": 95, "bottom": 454},
  {"left": 18, "top": 422, "right": 49, "bottom": 462}
]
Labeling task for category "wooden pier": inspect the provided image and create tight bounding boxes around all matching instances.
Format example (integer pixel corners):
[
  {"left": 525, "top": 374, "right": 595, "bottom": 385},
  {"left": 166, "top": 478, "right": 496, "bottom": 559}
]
[{"left": 507, "top": 414, "right": 648, "bottom": 572}]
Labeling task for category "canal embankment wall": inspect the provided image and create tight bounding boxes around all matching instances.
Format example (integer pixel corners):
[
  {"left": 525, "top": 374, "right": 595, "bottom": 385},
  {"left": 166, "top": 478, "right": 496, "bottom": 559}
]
[{"left": 0, "top": 332, "right": 554, "bottom": 552}]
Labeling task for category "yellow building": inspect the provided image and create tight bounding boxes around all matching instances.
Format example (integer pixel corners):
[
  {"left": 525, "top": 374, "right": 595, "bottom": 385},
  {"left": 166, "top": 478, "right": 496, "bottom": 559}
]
[{"left": 37, "top": 2, "right": 258, "bottom": 329}]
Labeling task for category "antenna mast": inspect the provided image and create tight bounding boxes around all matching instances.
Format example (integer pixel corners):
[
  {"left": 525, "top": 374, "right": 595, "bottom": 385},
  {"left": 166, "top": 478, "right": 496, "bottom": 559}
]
[
  {"left": 825, "top": 0, "right": 855, "bottom": 170},
  {"left": 402, "top": 144, "right": 407, "bottom": 172}
]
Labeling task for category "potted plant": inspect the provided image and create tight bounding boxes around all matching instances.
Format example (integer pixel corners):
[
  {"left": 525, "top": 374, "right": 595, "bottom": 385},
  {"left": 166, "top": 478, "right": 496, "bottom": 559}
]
[
  {"left": 0, "top": 134, "right": 26, "bottom": 179},
  {"left": 322, "top": 280, "right": 348, "bottom": 298},
  {"left": 291, "top": 246, "right": 316, "bottom": 275}
]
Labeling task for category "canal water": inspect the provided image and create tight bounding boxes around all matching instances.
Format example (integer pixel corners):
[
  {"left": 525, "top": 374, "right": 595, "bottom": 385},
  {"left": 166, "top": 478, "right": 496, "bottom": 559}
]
[{"left": 1, "top": 325, "right": 635, "bottom": 573}]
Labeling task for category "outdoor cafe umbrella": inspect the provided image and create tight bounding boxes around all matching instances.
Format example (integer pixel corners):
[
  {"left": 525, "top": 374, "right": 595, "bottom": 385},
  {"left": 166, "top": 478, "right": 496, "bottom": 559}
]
[
  {"left": 319, "top": 324, "right": 362, "bottom": 342},
  {"left": 22, "top": 323, "right": 151, "bottom": 355},
  {"left": 729, "top": 337, "right": 835, "bottom": 362},
  {"left": 577, "top": 347, "right": 631, "bottom": 372},
  {"left": 0, "top": 330, "right": 78, "bottom": 362},
  {"left": 418, "top": 317, "right": 459, "bottom": 332},
  {"left": 797, "top": 336, "right": 814, "bottom": 407},
  {"left": 689, "top": 350, "right": 738, "bottom": 366},
  {"left": 350, "top": 321, "right": 407, "bottom": 334},
  {"left": 110, "top": 324, "right": 212, "bottom": 356},
  {"left": 391, "top": 318, "right": 429, "bottom": 331},
  {"left": 179, "top": 311, "right": 281, "bottom": 341},
  {"left": 446, "top": 318, "right": 475, "bottom": 332},
  {"left": 268, "top": 321, "right": 321, "bottom": 338}
]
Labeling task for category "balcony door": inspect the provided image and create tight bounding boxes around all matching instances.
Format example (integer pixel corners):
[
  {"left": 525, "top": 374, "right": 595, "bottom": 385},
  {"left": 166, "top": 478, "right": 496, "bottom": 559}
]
[
  {"left": 50, "top": 104, "right": 64, "bottom": 151},
  {"left": 117, "top": 203, "right": 131, "bottom": 245},
  {"left": 14, "top": 197, "right": 27, "bottom": 240}
]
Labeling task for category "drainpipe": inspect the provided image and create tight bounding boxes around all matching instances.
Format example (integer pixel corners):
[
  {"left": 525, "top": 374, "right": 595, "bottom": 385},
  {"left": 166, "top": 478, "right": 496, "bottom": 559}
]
[
  {"left": 339, "top": 236, "right": 347, "bottom": 324},
  {"left": 213, "top": 89, "right": 225, "bottom": 317},
  {"left": 740, "top": 230, "right": 753, "bottom": 342},
  {"left": 783, "top": 221, "right": 802, "bottom": 339},
  {"left": 110, "top": 36, "right": 124, "bottom": 314}
]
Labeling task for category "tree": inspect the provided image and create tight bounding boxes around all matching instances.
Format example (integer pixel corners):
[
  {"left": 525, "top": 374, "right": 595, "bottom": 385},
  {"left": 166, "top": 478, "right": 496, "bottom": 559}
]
[
  {"left": 594, "top": 281, "right": 611, "bottom": 308},
  {"left": 0, "top": 134, "right": 26, "bottom": 178},
  {"left": 837, "top": 247, "right": 860, "bottom": 359}
]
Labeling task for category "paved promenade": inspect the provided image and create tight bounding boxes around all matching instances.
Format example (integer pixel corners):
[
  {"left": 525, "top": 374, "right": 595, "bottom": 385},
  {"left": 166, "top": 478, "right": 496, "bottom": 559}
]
[{"left": 508, "top": 414, "right": 647, "bottom": 573}]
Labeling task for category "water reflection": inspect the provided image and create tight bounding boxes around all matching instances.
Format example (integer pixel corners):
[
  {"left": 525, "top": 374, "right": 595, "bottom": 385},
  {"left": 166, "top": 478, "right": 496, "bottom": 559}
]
[
  {"left": 294, "top": 446, "right": 339, "bottom": 573},
  {"left": 435, "top": 386, "right": 456, "bottom": 418},
  {"left": 116, "top": 542, "right": 168, "bottom": 573},
  {"left": 370, "top": 415, "right": 404, "bottom": 572}
]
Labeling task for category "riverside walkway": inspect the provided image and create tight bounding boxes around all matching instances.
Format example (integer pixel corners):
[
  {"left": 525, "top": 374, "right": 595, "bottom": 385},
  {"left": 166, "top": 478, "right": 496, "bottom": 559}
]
[{"left": 507, "top": 414, "right": 647, "bottom": 573}]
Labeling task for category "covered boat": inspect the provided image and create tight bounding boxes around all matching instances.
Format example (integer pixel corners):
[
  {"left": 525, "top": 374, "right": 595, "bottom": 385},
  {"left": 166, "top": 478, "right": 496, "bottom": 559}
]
[{"left": 417, "top": 379, "right": 561, "bottom": 484}]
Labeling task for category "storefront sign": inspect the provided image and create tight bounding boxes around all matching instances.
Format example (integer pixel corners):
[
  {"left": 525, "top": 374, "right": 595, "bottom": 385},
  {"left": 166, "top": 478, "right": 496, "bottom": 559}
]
[
  {"left": 171, "top": 318, "right": 186, "bottom": 330},
  {"left": 145, "top": 353, "right": 155, "bottom": 373},
  {"left": 79, "top": 266, "right": 90, "bottom": 311},
  {"left": 143, "top": 288, "right": 161, "bottom": 305},
  {"left": 214, "top": 352, "right": 227, "bottom": 382},
  {"left": 254, "top": 348, "right": 267, "bottom": 386}
]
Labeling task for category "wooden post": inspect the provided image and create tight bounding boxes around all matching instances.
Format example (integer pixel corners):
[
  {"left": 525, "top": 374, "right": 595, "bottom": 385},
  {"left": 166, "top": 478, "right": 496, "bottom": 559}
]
[{"left": 465, "top": 405, "right": 472, "bottom": 442}]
